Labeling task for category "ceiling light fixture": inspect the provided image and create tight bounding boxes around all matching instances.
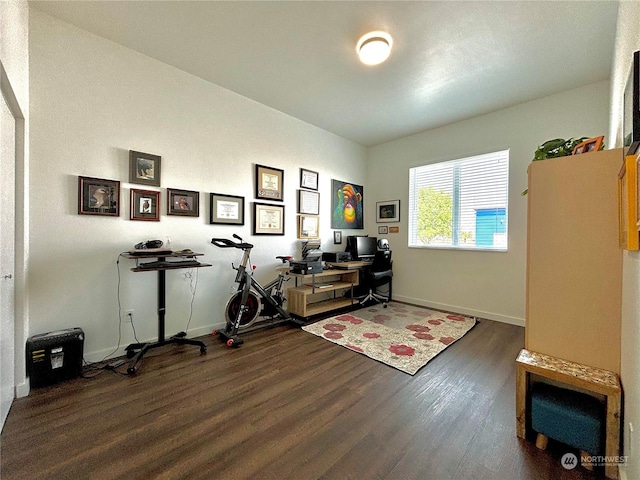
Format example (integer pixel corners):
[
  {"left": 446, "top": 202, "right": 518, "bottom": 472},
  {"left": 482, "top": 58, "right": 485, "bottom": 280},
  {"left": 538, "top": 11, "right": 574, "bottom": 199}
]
[{"left": 356, "top": 31, "right": 392, "bottom": 66}]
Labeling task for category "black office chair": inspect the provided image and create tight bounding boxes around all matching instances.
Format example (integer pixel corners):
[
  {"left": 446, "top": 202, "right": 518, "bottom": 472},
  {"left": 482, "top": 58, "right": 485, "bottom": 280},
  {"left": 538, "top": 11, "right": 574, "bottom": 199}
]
[{"left": 359, "top": 250, "right": 392, "bottom": 307}]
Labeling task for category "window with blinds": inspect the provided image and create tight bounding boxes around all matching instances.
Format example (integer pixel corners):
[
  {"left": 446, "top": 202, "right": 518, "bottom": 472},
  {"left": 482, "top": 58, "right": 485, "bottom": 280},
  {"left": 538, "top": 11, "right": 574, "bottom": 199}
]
[{"left": 408, "top": 150, "right": 509, "bottom": 251}]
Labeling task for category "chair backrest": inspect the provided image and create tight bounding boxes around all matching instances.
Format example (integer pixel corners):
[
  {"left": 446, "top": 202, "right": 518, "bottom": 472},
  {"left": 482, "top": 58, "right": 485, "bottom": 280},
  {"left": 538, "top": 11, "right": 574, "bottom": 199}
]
[{"left": 371, "top": 249, "right": 392, "bottom": 272}]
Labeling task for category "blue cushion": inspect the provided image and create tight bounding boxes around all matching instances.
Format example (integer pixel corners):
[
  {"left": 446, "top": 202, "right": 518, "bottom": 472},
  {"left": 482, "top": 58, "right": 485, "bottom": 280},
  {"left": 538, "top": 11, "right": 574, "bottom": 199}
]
[{"left": 531, "top": 383, "right": 604, "bottom": 455}]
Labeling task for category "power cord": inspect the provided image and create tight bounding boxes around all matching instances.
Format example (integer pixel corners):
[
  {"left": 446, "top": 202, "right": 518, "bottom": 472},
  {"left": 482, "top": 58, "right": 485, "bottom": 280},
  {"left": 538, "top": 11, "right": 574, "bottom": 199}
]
[{"left": 183, "top": 267, "right": 199, "bottom": 333}]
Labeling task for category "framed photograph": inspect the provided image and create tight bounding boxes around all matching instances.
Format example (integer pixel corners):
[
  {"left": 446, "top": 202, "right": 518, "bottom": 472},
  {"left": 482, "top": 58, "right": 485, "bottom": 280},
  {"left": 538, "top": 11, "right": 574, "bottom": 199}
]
[
  {"left": 623, "top": 50, "right": 639, "bottom": 155},
  {"left": 334, "top": 230, "right": 342, "bottom": 244},
  {"left": 300, "top": 168, "right": 319, "bottom": 190},
  {"left": 129, "top": 150, "right": 161, "bottom": 187},
  {"left": 130, "top": 189, "right": 160, "bottom": 221},
  {"left": 572, "top": 136, "right": 604, "bottom": 155},
  {"left": 298, "top": 189, "right": 320, "bottom": 215},
  {"left": 618, "top": 154, "right": 639, "bottom": 250},
  {"left": 253, "top": 202, "right": 285, "bottom": 235},
  {"left": 167, "top": 188, "right": 199, "bottom": 217},
  {"left": 210, "top": 193, "right": 244, "bottom": 225},
  {"left": 378, "top": 225, "right": 389, "bottom": 234},
  {"left": 376, "top": 200, "right": 400, "bottom": 223},
  {"left": 331, "top": 179, "right": 364, "bottom": 229},
  {"left": 78, "top": 176, "right": 120, "bottom": 216},
  {"left": 255, "top": 164, "right": 284, "bottom": 201},
  {"left": 298, "top": 215, "right": 319, "bottom": 239}
]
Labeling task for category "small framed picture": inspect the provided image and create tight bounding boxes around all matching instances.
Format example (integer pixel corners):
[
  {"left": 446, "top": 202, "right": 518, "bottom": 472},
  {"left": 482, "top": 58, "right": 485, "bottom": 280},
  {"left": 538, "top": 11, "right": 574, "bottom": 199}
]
[
  {"left": 130, "top": 189, "right": 160, "bottom": 221},
  {"left": 78, "top": 176, "right": 120, "bottom": 216},
  {"left": 619, "top": 153, "right": 640, "bottom": 250},
  {"left": 378, "top": 226, "right": 389, "bottom": 234},
  {"left": 255, "top": 164, "right": 284, "bottom": 201},
  {"left": 300, "top": 168, "right": 319, "bottom": 190},
  {"left": 572, "top": 136, "right": 604, "bottom": 155},
  {"left": 298, "top": 189, "right": 320, "bottom": 215},
  {"left": 376, "top": 200, "right": 400, "bottom": 223},
  {"left": 334, "top": 230, "right": 342, "bottom": 244},
  {"left": 167, "top": 188, "right": 199, "bottom": 217},
  {"left": 129, "top": 150, "right": 161, "bottom": 187},
  {"left": 253, "top": 202, "right": 285, "bottom": 235},
  {"left": 298, "top": 215, "right": 319, "bottom": 239},
  {"left": 389, "top": 226, "right": 400, "bottom": 233},
  {"left": 210, "top": 193, "right": 244, "bottom": 225}
]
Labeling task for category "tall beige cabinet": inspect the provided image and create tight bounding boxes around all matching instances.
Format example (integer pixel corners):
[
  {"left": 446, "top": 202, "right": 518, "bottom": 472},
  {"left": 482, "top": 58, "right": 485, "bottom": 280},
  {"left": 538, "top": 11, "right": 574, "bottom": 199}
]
[{"left": 525, "top": 148, "right": 623, "bottom": 374}]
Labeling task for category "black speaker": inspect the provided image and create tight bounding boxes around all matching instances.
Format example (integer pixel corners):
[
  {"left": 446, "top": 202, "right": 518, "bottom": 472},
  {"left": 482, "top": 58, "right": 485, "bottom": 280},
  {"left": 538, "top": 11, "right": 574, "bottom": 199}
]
[{"left": 26, "top": 328, "right": 84, "bottom": 388}]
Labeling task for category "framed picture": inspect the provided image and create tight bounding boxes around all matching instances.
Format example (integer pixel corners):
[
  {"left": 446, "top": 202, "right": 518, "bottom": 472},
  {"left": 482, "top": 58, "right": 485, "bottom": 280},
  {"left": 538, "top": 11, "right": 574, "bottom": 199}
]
[
  {"left": 78, "top": 176, "right": 120, "bottom": 216},
  {"left": 618, "top": 154, "right": 639, "bottom": 250},
  {"left": 129, "top": 150, "right": 161, "bottom": 187},
  {"left": 376, "top": 200, "right": 400, "bottom": 223},
  {"left": 130, "top": 189, "right": 160, "bottom": 221},
  {"left": 253, "top": 202, "right": 285, "bottom": 235},
  {"left": 210, "top": 193, "right": 244, "bottom": 225},
  {"left": 298, "top": 189, "right": 320, "bottom": 215},
  {"left": 623, "top": 50, "right": 639, "bottom": 155},
  {"left": 378, "top": 225, "right": 389, "bottom": 234},
  {"left": 389, "top": 226, "right": 400, "bottom": 233},
  {"left": 298, "top": 215, "right": 319, "bottom": 239},
  {"left": 334, "top": 230, "right": 342, "bottom": 244},
  {"left": 255, "top": 164, "right": 284, "bottom": 201},
  {"left": 300, "top": 168, "right": 318, "bottom": 190},
  {"left": 331, "top": 179, "right": 364, "bottom": 229},
  {"left": 167, "top": 188, "right": 199, "bottom": 217},
  {"left": 572, "top": 136, "right": 604, "bottom": 155}
]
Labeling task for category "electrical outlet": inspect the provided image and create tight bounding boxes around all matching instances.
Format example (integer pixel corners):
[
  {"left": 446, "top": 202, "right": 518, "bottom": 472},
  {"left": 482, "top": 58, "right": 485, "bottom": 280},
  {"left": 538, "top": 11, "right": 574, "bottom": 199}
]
[{"left": 124, "top": 310, "right": 134, "bottom": 323}]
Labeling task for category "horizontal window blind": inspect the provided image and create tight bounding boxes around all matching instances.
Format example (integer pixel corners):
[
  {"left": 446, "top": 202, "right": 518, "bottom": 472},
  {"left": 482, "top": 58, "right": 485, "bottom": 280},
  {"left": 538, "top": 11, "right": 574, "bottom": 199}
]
[{"left": 408, "top": 149, "right": 509, "bottom": 250}]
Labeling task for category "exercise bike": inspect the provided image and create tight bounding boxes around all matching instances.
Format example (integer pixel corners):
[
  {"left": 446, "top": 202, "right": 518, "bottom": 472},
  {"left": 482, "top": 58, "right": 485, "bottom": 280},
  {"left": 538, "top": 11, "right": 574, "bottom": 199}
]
[{"left": 211, "top": 234, "right": 298, "bottom": 347}]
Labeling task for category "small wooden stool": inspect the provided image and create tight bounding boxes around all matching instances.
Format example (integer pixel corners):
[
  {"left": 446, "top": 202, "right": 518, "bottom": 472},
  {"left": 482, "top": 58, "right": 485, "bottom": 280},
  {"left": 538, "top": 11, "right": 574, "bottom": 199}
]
[{"left": 515, "top": 349, "right": 622, "bottom": 479}]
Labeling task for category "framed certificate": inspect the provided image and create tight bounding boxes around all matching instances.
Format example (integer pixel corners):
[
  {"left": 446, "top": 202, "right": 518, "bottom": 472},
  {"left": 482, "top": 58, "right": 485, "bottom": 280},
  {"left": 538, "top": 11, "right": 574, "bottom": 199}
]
[
  {"left": 210, "top": 193, "right": 244, "bottom": 225},
  {"left": 253, "top": 202, "right": 285, "bottom": 235},
  {"left": 298, "top": 189, "right": 320, "bottom": 215}
]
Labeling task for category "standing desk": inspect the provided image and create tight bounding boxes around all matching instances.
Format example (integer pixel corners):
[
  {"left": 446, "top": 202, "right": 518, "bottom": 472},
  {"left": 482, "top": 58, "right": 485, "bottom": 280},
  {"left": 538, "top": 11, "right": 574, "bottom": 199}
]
[{"left": 120, "top": 251, "right": 211, "bottom": 374}]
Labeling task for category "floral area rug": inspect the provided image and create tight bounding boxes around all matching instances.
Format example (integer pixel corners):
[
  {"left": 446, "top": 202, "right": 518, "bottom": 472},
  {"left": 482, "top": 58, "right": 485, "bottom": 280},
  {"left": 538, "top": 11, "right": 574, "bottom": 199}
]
[{"left": 301, "top": 302, "right": 477, "bottom": 375}]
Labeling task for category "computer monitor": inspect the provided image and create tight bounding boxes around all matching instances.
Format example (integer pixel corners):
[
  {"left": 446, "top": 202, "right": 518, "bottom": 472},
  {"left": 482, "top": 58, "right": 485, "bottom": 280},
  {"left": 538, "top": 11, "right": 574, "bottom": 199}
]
[{"left": 346, "top": 235, "right": 378, "bottom": 260}]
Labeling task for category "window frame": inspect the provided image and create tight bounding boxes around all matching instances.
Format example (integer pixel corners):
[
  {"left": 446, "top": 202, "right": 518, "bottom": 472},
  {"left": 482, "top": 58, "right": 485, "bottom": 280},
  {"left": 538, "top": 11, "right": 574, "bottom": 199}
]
[{"left": 408, "top": 149, "right": 510, "bottom": 252}]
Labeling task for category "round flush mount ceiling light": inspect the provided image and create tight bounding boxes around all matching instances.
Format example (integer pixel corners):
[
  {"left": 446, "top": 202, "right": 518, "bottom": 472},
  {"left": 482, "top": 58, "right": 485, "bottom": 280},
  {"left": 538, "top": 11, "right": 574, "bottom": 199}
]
[{"left": 356, "top": 31, "right": 393, "bottom": 66}]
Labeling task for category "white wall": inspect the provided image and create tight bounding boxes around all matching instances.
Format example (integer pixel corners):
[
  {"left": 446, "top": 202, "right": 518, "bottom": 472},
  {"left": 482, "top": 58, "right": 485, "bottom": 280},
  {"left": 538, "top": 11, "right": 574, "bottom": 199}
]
[
  {"left": 28, "top": 10, "right": 366, "bottom": 363},
  {"left": 610, "top": 2, "right": 640, "bottom": 479},
  {"left": 367, "top": 81, "right": 610, "bottom": 325}
]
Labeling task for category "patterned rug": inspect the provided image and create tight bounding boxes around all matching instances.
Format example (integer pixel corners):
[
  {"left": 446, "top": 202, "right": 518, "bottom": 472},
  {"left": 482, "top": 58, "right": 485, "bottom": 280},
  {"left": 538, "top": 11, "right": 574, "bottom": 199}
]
[{"left": 302, "top": 302, "right": 477, "bottom": 375}]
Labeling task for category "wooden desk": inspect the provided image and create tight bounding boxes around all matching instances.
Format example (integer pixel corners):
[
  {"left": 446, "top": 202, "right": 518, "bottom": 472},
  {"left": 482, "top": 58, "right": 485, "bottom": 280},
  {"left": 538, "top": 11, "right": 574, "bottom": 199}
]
[
  {"left": 515, "top": 349, "right": 622, "bottom": 479},
  {"left": 120, "top": 251, "right": 212, "bottom": 374}
]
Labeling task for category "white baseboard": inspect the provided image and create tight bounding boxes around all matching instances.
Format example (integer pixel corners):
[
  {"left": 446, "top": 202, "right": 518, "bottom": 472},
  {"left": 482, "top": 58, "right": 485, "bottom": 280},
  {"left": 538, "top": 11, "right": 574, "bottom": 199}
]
[
  {"left": 618, "top": 465, "right": 627, "bottom": 480},
  {"left": 15, "top": 380, "right": 30, "bottom": 398},
  {"left": 83, "top": 321, "right": 226, "bottom": 364},
  {"left": 392, "top": 295, "right": 525, "bottom": 327}
]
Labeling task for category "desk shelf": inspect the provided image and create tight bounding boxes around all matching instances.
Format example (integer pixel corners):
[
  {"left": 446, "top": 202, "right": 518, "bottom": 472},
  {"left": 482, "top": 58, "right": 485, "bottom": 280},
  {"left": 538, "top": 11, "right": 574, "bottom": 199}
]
[{"left": 287, "top": 269, "right": 359, "bottom": 319}]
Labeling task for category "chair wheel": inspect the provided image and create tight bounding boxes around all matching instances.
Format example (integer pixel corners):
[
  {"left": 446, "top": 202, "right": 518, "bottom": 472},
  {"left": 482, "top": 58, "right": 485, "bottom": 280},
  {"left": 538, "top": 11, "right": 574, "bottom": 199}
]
[
  {"left": 127, "top": 366, "right": 136, "bottom": 375},
  {"left": 200, "top": 346, "right": 207, "bottom": 355},
  {"left": 212, "top": 329, "right": 218, "bottom": 336},
  {"left": 126, "top": 349, "right": 136, "bottom": 358},
  {"left": 226, "top": 338, "right": 235, "bottom": 347}
]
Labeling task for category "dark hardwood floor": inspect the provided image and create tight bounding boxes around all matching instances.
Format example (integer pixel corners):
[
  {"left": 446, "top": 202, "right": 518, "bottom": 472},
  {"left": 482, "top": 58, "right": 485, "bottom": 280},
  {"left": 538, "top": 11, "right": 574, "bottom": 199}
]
[{"left": 1, "top": 312, "right": 607, "bottom": 480}]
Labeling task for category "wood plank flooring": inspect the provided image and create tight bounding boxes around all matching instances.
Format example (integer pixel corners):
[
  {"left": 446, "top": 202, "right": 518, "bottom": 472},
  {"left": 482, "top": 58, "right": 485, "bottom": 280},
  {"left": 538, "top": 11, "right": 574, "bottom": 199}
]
[{"left": 1, "top": 313, "right": 607, "bottom": 479}]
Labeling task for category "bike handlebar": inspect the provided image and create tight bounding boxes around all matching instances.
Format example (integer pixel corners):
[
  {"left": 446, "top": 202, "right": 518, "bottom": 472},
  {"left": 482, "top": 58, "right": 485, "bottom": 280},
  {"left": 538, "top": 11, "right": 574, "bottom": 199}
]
[{"left": 211, "top": 237, "right": 254, "bottom": 250}]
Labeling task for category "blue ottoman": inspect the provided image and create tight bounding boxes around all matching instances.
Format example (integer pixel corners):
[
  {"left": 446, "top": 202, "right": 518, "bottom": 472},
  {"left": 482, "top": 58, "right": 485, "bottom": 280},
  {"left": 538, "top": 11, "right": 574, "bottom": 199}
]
[{"left": 531, "top": 382, "right": 604, "bottom": 456}]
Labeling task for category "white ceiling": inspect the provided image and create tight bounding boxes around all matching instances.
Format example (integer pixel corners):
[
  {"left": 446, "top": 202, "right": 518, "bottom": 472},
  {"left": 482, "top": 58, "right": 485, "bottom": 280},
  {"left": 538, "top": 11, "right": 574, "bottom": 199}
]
[{"left": 29, "top": 0, "right": 619, "bottom": 147}]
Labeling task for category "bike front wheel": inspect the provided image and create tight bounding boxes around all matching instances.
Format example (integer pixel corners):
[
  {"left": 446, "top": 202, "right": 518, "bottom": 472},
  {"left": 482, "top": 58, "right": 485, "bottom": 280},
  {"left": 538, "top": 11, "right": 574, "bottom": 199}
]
[{"left": 224, "top": 290, "right": 261, "bottom": 328}]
